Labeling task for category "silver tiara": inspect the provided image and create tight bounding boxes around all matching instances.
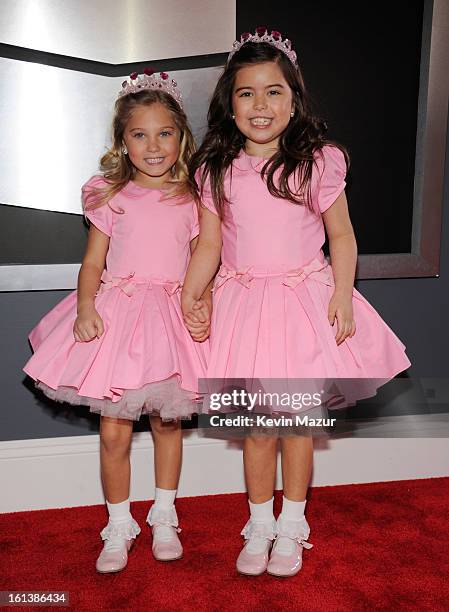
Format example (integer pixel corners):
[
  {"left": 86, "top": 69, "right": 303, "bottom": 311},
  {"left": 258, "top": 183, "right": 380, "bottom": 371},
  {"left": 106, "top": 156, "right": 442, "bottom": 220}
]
[
  {"left": 118, "top": 68, "right": 183, "bottom": 109},
  {"left": 228, "top": 27, "right": 298, "bottom": 68}
]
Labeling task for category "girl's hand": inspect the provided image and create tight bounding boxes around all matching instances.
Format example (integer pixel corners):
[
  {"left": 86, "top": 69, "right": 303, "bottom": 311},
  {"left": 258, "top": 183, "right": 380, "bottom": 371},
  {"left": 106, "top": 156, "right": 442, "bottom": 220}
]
[
  {"left": 184, "top": 314, "right": 210, "bottom": 341},
  {"left": 192, "top": 295, "right": 212, "bottom": 324},
  {"left": 73, "top": 304, "right": 104, "bottom": 342},
  {"left": 181, "top": 291, "right": 197, "bottom": 319},
  {"left": 183, "top": 298, "right": 210, "bottom": 342},
  {"left": 188, "top": 323, "right": 210, "bottom": 342},
  {"left": 328, "top": 293, "right": 356, "bottom": 345}
]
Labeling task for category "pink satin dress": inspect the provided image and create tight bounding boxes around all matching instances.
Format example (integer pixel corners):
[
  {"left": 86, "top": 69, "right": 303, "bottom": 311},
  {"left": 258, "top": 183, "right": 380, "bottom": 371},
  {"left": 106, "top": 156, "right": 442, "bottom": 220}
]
[
  {"left": 200, "top": 146, "right": 411, "bottom": 412},
  {"left": 24, "top": 176, "right": 209, "bottom": 421}
]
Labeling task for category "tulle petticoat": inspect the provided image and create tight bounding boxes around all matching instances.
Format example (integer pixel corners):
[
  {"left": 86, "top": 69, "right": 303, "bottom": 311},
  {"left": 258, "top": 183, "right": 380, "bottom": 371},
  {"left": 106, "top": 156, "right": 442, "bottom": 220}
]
[{"left": 36, "top": 375, "right": 199, "bottom": 422}]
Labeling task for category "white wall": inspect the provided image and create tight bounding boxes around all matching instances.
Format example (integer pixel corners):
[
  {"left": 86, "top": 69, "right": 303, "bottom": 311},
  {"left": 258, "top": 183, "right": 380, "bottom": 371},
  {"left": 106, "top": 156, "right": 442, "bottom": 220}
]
[{"left": 1, "top": 425, "right": 448, "bottom": 513}]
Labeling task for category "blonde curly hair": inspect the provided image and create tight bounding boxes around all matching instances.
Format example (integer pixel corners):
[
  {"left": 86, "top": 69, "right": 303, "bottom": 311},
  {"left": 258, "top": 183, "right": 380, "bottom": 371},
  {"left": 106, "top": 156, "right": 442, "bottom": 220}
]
[{"left": 84, "top": 89, "right": 196, "bottom": 211}]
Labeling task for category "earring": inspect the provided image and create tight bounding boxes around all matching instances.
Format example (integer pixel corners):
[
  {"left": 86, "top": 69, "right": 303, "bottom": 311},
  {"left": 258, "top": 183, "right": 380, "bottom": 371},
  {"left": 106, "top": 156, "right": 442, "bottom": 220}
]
[
  {"left": 290, "top": 111, "right": 295, "bottom": 118},
  {"left": 231, "top": 114, "right": 235, "bottom": 120},
  {"left": 122, "top": 146, "right": 128, "bottom": 154}
]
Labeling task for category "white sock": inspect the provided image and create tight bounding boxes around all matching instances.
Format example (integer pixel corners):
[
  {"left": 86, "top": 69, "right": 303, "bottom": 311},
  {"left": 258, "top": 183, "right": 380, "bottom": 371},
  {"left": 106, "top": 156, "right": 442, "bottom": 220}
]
[
  {"left": 153, "top": 487, "right": 177, "bottom": 509},
  {"left": 275, "top": 496, "right": 307, "bottom": 555},
  {"left": 249, "top": 497, "right": 275, "bottom": 522},
  {"left": 106, "top": 498, "right": 132, "bottom": 523},
  {"left": 280, "top": 496, "right": 306, "bottom": 521},
  {"left": 151, "top": 488, "right": 177, "bottom": 541},
  {"left": 246, "top": 497, "right": 275, "bottom": 554},
  {"left": 104, "top": 498, "right": 133, "bottom": 552}
]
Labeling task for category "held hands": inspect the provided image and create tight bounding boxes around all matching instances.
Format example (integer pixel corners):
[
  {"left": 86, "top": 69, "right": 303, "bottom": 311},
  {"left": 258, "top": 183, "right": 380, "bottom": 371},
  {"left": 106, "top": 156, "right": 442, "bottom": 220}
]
[
  {"left": 328, "top": 292, "right": 356, "bottom": 345},
  {"left": 182, "top": 294, "right": 211, "bottom": 342},
  {"left": 73, "top": 303, "right": 104, "bottom": 342}
]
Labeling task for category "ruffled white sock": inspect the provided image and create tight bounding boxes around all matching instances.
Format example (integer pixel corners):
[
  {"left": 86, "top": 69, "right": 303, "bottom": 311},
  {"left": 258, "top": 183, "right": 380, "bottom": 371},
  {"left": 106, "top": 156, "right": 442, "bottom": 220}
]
[
  {"left": 104, "top": 498, "right": 134, "bottom": 552},
  {"left": 154, "top": 487, "right": 177, "bottom": 509},
  {"left": 246, "top": 497, "right": 276, "bottom": 554},
  {"left": 275, "top": 496, "right": 307, "bottom": 555},
  {"left": 106, "top": 498, "right": 132, "bottom": 523},
  {"left": 150, "top": 488, "right": 178, "bottom": 541},
  {"left": 280, "top": 496, "right": 306, "bottom": 521}
]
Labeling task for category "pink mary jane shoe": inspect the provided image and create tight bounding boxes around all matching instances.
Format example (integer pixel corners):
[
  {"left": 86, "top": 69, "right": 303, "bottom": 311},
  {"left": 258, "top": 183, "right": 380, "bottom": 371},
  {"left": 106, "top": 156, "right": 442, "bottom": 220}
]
[
  {"left": 96, "top": 518, "right": 141, "bottom": 574},
  {"left": 267, "top": 516, "right": 313, "bottom": 578},
  {"left": 147, "top": 505, "right": 183, "bottom": 561},
  {"left": 236, "top": 519, "right": 277, "bottom": 576}
]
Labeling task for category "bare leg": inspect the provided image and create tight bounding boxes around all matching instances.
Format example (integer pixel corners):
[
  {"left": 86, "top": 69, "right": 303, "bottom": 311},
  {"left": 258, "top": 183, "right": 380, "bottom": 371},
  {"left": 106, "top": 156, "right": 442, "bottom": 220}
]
[
  {"left": 149, "top": 417, "right": 182, "bottom": 490},
  {"left": 236, "top": 434, "right": 279, "bottom": 574},
  {"left": 100, "top": 416, "right": 134, "bottom": 503},
  {"left": 280, "top": 434, "right": 313, "bottom": 501},
  {"left": 244, "top": 434, "right": 279, "bottom": 503}
]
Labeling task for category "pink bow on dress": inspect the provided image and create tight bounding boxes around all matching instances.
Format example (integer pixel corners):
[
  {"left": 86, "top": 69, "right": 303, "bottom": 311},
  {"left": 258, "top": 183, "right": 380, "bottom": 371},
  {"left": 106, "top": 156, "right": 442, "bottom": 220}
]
[
  {"left": 213, "top": 258, "right": 334, "bottom": 291},
  {"left": 282, "top": 260, "right": 334, "bottom": 289},
  {"left": 98, "top": 271, "right": 182, "bottom": 297},
  {"left": 213, "top": 266, "right": 254, "bottom": 291},
  {"left": 99, "top": 271, "right": 137, "bottom": 296}
]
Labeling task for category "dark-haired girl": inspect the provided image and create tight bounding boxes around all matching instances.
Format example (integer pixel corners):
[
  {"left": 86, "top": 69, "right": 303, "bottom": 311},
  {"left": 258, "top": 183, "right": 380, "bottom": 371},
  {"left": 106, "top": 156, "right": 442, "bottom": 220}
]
[{"left": 182, "top": 29, "right": 411, "bottom": 577}]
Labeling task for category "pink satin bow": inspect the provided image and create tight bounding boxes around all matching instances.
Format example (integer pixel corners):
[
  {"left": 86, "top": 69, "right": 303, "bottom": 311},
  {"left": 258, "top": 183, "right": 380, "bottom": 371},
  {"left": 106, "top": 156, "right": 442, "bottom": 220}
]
[
  {"left": 282, "top": 260, "right": 334, "bottom": 289},
  {"left": 98, "top": 271, "right": 182, "bottom": 297},
  {"left": 213, "top": 259, "right": 334, "bottom": 291},
  {"left": 163, "top": 281, "right": 182, "bottom": 296},
  {"left": 214, "top": 266, "right": 254, "bottom": 290},
  {"left": 99, "top": 271, "right": 137, "bottom": 296}
]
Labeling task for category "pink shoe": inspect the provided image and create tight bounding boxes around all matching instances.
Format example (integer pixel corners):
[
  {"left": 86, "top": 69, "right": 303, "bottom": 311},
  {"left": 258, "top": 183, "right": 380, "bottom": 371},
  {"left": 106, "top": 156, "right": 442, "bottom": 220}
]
[
  {"left": 267, "top": 516, "right": 313, "bottom": 577},
  {"left": 236, "top": 519, "right": 276, "bottom": 576},
  {"left": 147, "top": 505, "right": 183, "bottom": 561},
  {"left": 96, "top": 518, "right": 141, "bottom": 574}
]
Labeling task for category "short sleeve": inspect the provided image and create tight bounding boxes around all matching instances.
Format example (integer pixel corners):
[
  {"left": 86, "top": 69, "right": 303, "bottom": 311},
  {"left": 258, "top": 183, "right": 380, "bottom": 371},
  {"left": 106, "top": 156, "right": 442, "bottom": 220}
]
[
  {"left": 316, "top": 146, "right": 347, "bottom": 213},
  {"left": 195, "top": 168, "right": 219, "bottom": 216},
  {"left": 190, "top": 201, "right": 200, "bottom": 240},
  {"left": 82, "top": 176, "right": 114, "bottom": 237}
]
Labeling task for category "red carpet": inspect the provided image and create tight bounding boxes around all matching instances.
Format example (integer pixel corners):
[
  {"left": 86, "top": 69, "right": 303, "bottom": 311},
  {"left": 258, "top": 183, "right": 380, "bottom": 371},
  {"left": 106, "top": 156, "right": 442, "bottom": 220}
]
[{"left": 1, "top": 477, "right": 448, "bottom": 611}]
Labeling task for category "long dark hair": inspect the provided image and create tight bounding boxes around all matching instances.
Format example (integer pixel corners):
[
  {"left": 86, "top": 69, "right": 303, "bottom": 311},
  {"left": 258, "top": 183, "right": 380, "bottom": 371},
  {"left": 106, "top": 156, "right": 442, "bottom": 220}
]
[{"left": 190, "top": 41, "right": 348, "bottom": 216}]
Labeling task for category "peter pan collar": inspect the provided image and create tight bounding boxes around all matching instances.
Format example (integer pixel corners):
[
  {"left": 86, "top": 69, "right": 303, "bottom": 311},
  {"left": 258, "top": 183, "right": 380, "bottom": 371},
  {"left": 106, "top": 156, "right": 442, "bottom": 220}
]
[{"left": 232, "top": 149, "right": 269, "bottom": 172}]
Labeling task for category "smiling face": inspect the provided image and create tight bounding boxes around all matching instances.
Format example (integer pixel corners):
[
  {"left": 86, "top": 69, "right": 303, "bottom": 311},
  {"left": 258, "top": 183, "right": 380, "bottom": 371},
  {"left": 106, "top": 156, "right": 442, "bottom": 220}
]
[
  {"left": 122, "top": 102, "right": 180, "bottom": 188},
  {"left": 231, "top": 61, "right": 294, "bottom": 158}
]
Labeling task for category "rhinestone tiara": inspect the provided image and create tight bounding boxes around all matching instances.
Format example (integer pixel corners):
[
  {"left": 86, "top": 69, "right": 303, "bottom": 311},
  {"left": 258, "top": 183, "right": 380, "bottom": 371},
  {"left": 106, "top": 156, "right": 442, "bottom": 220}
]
[
  {"left": 118, "top": 68, "right": 183, "bottom": 109},
  {"left": 227, "top": 26, "right": 298, "bottom": 68}
]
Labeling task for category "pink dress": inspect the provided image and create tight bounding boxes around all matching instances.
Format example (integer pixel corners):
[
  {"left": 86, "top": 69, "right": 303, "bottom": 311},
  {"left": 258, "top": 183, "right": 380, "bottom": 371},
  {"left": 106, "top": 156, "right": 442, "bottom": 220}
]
[
  {"left": 200, "top": 146, "right": 411, "bottom": 412},
  {"left": 24, "top": 176, "right": 209, "bottom": 421}
]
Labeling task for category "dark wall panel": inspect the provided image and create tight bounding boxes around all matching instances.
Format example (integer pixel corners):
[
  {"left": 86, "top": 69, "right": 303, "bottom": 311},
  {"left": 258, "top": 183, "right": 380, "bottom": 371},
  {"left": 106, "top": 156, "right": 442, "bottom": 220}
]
[
  {"left": 0, "top": 206, "right": 88, "bottom": 265},
  {"left": 237, "top": 1, "right": 423, "bottom": 254}
]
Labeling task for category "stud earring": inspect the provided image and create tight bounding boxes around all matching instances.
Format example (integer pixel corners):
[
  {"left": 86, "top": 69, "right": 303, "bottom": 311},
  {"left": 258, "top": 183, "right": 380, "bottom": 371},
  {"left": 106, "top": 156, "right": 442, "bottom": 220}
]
[
  {"left": 231, "top": 114, "right": 235, "bottom": 120},
  {"left": 290, "top": 111, "right": 295, "bottom": 118},
  {"left": 122, "top": 146, "right": 128, "bottom": 154}
]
